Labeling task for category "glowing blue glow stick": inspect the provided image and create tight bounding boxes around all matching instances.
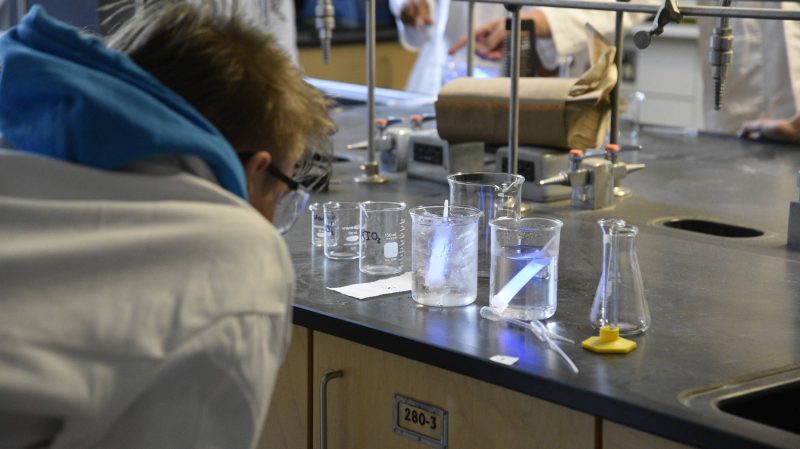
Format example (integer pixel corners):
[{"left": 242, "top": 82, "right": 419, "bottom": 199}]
[
  {"left": 490, "top": 257, "right": 547, "bottom": 311},
  {"left": 424, "top": 200, "right": 449, "bottom": 288},
  {"left": 490, "top": 233, "right": 559, "bottom": 312}
]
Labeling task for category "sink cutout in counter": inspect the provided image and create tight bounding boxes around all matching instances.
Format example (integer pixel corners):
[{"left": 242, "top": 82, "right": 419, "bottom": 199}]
[
  {"left": 661, "top": 219, "right": 764, "bottom": 238},
  {"left": 717, "top": 380, "right": 800, "bottom": 434},
  {"left": 680, "top": 365, "right": 800, "bottom": 438}
]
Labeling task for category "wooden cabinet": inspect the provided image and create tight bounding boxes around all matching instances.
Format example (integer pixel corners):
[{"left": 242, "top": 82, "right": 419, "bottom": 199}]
[
  {"left": 312, "top": 331, "right": 595, "bottom": 449},
  {"left": 298, "top": 42, "right": 418, "bottom": 91},
  {"left": 259, "top": 327, "right": 699, "bottom": 449},
  {"left": 257, "top": 325, "right": 311, "bottom": 449},
  {"left": 603, "top": 421, "right": 697, "bottom": 449}
]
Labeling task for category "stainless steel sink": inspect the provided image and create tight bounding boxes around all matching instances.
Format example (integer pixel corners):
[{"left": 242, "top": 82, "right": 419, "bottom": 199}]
[{"left": 680, "top": 365, "right": 800, "bottom": 436}]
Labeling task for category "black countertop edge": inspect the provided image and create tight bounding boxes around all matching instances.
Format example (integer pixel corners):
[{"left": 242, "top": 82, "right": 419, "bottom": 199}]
[{"left": 293, "top": 305, "right": 786, "bottom": 449}]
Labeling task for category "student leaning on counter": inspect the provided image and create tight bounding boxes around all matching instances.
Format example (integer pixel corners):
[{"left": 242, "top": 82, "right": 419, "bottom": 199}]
[{"left": 0, "top": 2, "right": 333, "bottom": 447}]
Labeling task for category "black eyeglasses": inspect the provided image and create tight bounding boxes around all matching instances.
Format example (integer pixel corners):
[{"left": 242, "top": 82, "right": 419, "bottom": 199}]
[
  {"left": 237, "top": 151, "right": 310, "bottom": 234},
  {"left": 237, "top": 151, "right": 299, "bottom": 191}
]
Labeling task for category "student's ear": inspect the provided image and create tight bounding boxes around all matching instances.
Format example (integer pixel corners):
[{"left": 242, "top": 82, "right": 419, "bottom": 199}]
[{"left": 241, "top": 150, "right": 272, "bottom": 196}]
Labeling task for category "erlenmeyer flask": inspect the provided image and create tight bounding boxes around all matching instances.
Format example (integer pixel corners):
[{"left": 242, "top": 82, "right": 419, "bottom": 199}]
[
  {"left": 597, "top": 224, "right": 650, "bottom": 336},
  {"left": 590, "top": 218, "right": 626, "bottom": 330}
]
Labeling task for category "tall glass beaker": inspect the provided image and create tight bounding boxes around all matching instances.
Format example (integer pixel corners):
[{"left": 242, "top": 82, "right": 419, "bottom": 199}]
[
  {"left": 594, "top": 224, "right": 650, "bottom": 336},
  {"left": 590, "top": 218, "right": 626, "bottom": 329},
  {"left": 448, "top": 172, "right": 524, "bottom": 277}
]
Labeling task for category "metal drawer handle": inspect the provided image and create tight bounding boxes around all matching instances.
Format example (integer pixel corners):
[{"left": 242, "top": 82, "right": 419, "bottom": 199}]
[{"left": 320, "top": 370, "right": 343, "bottom": 449}]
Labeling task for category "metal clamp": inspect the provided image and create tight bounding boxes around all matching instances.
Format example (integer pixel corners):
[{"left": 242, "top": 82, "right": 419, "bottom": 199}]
[
  {"left": 633, "top": 0, "right": 682, "bottom": 49},
  {"left": 320, "top": 370, "right": 344, "bottom": 449}
]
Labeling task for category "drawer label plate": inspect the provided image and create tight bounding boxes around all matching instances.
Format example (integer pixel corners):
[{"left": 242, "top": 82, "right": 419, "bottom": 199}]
[{"left": 392, "top": 394, "right": 448, "bottom": 448}]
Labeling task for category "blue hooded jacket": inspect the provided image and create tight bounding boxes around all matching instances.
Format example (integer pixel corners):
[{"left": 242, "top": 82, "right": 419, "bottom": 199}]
[{"left": 0, "top": 6, "right": 248, "bottom": 200}]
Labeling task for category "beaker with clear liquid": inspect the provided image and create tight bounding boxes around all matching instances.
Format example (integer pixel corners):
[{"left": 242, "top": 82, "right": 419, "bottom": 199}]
[
  {"left": 489, "top": 217, "right": 563, "bottom": 320},
  {"left": 410, "top": 205, "right": 482, "bottom": 307},
  {"left": 592, "top": 224, "right": 650, "bottom": 336}
]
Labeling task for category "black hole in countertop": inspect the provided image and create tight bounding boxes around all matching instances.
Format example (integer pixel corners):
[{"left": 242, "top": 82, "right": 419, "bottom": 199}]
[
  {"left": 717, "top": 380, "right": 800, "bottom": 434},
  {"left": 662, "top": 219, "right": 764, "bottom": 238}
]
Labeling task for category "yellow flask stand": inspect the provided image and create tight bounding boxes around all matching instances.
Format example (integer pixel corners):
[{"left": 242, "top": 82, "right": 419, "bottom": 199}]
[{"left": 582, "top": 325, "right": 637, "bottom": 354}]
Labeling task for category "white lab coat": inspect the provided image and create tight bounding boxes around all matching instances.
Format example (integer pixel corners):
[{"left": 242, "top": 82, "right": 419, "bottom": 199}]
[
  {"left": 207, "top": 0, "right": 298, "bottom": 63},
  {"left": 0, "top": 150, "right": 294, "bottom": 449},
  {"left": 389, "top": 0, "right": 649, "bottom": 95},
  {"left": 392, "top": 0, "right": 799, "bottom": 133},
  {"left": 96, "top": 0, "right": 298, "bottom": 62},
  {"left": 697, "top": 1, "right": 800, "bottom": 133}
]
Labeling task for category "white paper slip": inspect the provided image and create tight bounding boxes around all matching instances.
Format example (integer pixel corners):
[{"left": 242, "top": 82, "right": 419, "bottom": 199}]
[
  {"left": 490, "top": 355, "right": 519, "bottom": 366},
  {"left": 327, "top": 272, "right": 412, "bottom": 300}
]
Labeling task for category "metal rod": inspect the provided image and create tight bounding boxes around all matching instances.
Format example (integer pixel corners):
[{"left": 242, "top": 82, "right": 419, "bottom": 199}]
[
  {"left": 366, "top": 0, "right": 376, "bottom": 167},
  {"left": 451, "top": 0, "right": 800, "bottom": 20},
  {"left": 507, "top": 5, "right": 521, "bottom": 175},
  {"left": 467, "top": 1, "right": 476, "bottom": 76},
  {"left": 15, "top": 0, "right": 26, "bottom": 23},
  {"left": 609, "top": 8, "right": 625, "bottom": 146}
]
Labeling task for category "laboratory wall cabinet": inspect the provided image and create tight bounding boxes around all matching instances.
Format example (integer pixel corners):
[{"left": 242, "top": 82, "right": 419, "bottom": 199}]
[{"left": 258, "top": 327, "right": 698, "bottom": 449}]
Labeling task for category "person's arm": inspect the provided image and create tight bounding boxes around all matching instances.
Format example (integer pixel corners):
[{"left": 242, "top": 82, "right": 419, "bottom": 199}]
[
  {"left": 449, "top": 1, "right": 655, "bottom": 67},
  {"left": 738, "top": 113, "right": 800, "bottom": 144},
  {"left": 390, "top": 0, "right": 436, "bottom": 50},
  {"left": 450, "top": 10, "right": 550, "bottom": 61}
]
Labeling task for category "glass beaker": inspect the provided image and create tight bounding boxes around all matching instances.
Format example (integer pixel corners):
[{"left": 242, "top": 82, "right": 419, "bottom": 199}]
[
  {"left": 410, "top": 205, "right": 482, "bottom": 307},
  {"left": 489, "top": 217, "right": 563, "bottom": 320},
  {"left": 594, "top": 224, "right": 650, "bottom": 336},
  {"left": 358, "top": 201, "right": 407, "bottom": 275},
  {"left": 323, "top": 201, "right": 361, "bottom": 260},
  {"left": 447, "top": 172, "right": 525, "bottom": 277},
  {"left": 309, "top": 202, "right": 325, "bottom": 248},
  {"left": 590, "top": 218, "right": 626, "bottom": 328}
]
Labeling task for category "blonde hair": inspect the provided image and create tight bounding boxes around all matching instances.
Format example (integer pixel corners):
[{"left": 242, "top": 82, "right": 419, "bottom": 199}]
[{"left": 107, "top": 1, "right": 334, "bottom": 164}]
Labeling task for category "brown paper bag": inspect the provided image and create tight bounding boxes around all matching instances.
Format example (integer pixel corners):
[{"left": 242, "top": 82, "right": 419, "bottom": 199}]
[{"left": 435, "top": 25, "right": 618, "bottom": 149}]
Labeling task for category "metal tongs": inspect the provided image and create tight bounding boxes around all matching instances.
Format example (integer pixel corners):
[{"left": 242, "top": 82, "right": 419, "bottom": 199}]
[{"left": 480, "top": 306, "right": 579, "bottom": 373}]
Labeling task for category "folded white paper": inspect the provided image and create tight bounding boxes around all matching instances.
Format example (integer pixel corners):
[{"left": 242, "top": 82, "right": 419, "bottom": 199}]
[{"left": 327, "top": 272, "right": 412, "bottom": 300}]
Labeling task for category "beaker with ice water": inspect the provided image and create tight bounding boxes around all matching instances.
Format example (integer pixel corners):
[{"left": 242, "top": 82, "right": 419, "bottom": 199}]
[{"left": 410, "top": 205, "right": 482, "bottom": 307}]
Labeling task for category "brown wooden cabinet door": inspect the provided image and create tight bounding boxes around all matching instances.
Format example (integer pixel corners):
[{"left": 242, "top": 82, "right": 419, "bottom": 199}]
[
  {"left": 313, "top": 331, "right": 595, "bottom": 449},
  {"left": 257, "top": 325, "right": 312, "bottom": 449},
  {"left": 603, "top": 421, "right": 697, "bottom": 449}
]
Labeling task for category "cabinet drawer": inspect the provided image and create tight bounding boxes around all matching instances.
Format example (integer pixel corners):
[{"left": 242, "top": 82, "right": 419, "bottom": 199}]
[{"left": 313, "top": 331, "right": 595, "bottom": 449}]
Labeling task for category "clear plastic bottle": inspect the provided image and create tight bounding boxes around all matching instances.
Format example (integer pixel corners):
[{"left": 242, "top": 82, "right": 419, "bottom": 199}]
[{"left": 592, "top": 224, "right": 650, "bottom": 336}]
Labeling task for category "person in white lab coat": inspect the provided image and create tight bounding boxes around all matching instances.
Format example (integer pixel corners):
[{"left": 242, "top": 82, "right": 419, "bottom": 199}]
[
  {"left": 408, "top": 0, "right": 800, "bottom": 135},
  {"left": 697, "top": 2, "right": 800, "bottom": 135},
  {"left": 389, "top": 0, "right": 648, "bottom": 95},
  {"left": 0, "top": 3, "right": 333, "bottom": 448}
]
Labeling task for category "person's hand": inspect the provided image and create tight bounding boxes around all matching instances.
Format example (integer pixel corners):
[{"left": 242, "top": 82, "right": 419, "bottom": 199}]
[
  {"left": 449, "top": 17, "right": 505, "bottom": 59},
  {"left": 738, "top": 116, "right": 800, "bottom": 144},
  {"left": 400, "top": 0, "right": 433, "bottom": 28},
  {"left": 448, "top": 11, "right": 550, "bottom": 59}
]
